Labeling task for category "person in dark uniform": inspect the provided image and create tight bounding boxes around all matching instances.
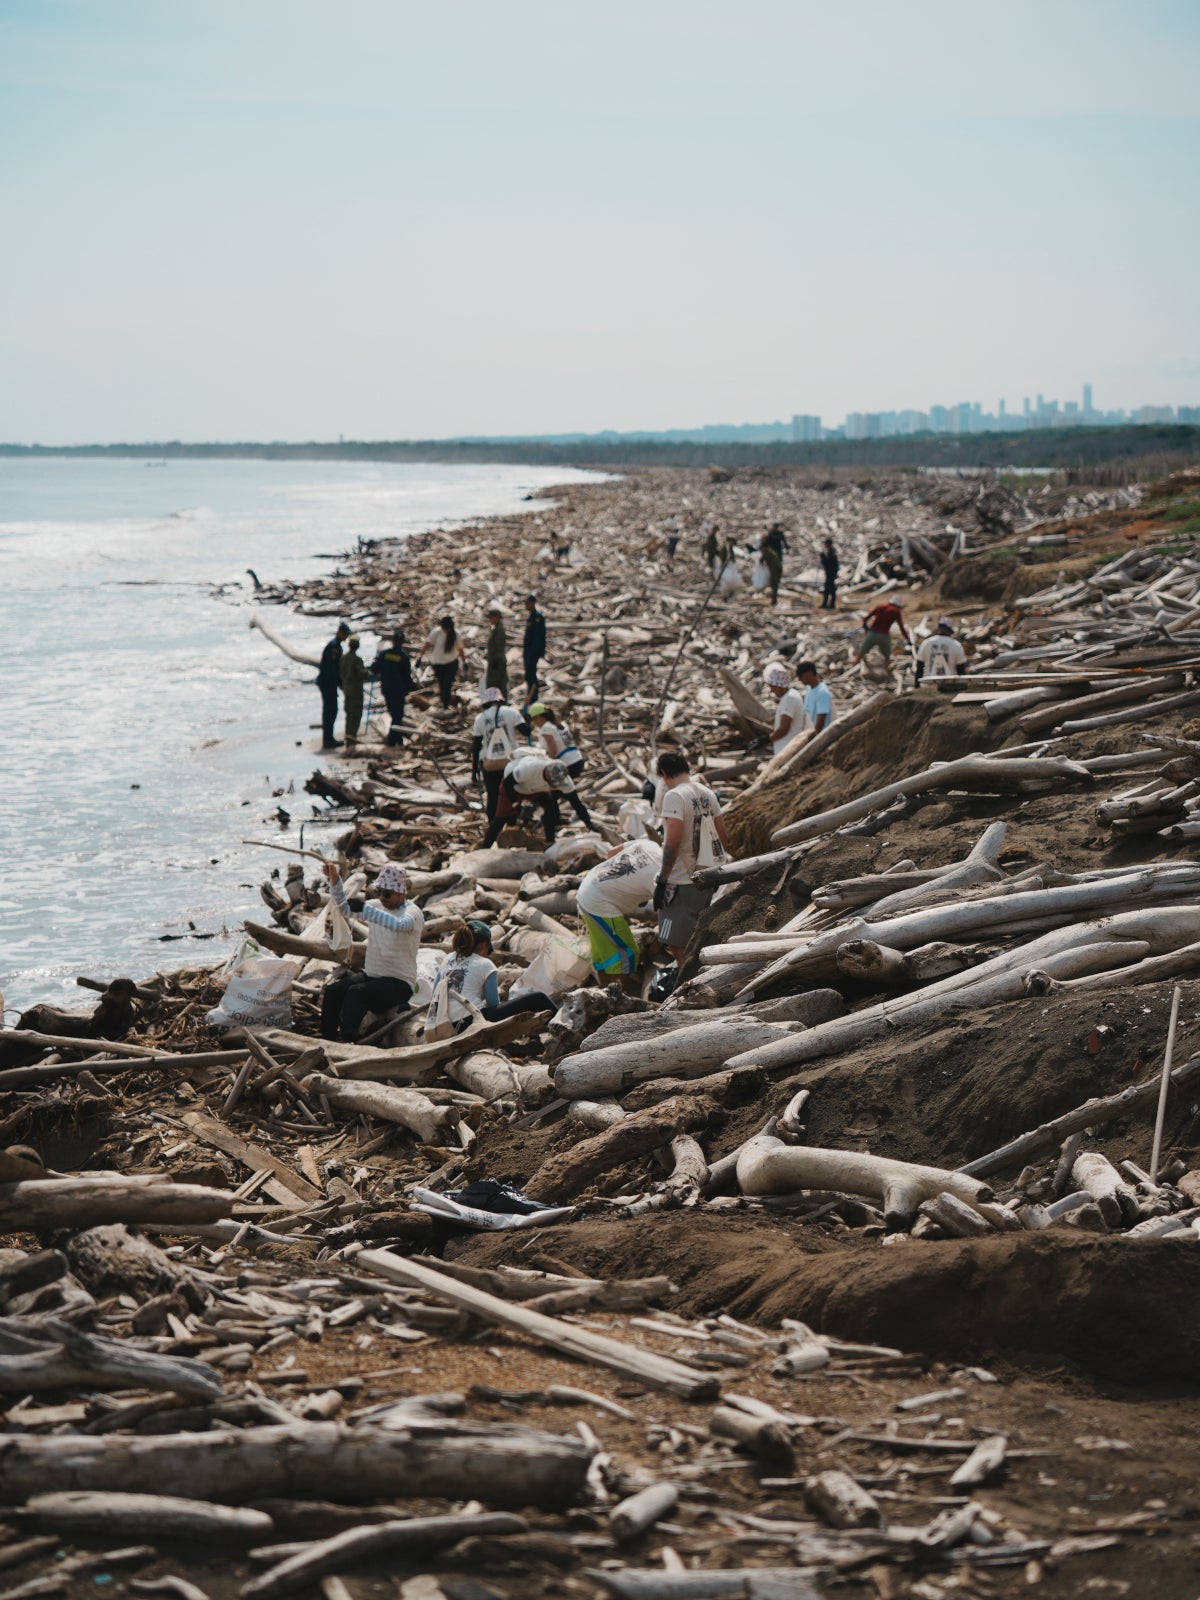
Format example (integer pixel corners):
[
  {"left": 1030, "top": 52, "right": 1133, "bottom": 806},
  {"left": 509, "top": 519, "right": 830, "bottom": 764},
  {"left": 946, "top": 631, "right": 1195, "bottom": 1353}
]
[
  {"left": 317, "top": 623, "right": 349, "bottom": 748},
  {"left": 370, "top": 627, "right": 416, "bottom": 747},
  {"left": 523, "top": 593, "right": 547, "bottom": 703},
  {"left": 820, "top": 538, "right": 840, "bottom": 609}
]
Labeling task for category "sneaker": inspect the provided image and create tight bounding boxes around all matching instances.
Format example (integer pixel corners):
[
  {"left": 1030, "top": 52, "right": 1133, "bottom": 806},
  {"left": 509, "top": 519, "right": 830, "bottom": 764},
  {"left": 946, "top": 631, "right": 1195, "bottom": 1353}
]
[{"left": 322, "top": 738, "right": 343, "bottom": 749}]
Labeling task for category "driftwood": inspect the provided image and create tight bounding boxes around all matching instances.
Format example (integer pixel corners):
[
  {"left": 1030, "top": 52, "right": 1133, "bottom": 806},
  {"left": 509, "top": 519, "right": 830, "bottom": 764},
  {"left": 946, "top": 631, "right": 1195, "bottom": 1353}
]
[
  {"left": 806, "top": 1469, "right": 883, "bottom": 1529},
  {"left": 0, "top": 1420, "right": 592, "bottom": 1509},
  {"left": 251, "top": 1012, "right": 549, "bottom": 1082},
  {"left": 554, "top": 1020, "right": 793, "bottom": 1100},
  {"left": 350, "top": 1248, "right": 720, "bottom": 1401},
  {"left": 0, "top": 1177, "right": 233, "bottom": 1232},
  {"left": 609, "top": 1483, "right": 679, "bottom": 1543},
  {"left": 302, "top": 1075, "right": 458, "bottom": 1144},
  {"left": 591, "top": 1572, "right": 822, "bottom": 1600},
  {"left": 526, "top": 1094, "right": 717, "bottom": 1204},
  {"left": 21, "top": 1491, "right": 272, "bottom": 1542},
  {"left": 0, "top": 1319, "right": 221, "bottom": 1400},
  {"left": 446, "top": 1050, "right": 552, "bottom": 1104}
]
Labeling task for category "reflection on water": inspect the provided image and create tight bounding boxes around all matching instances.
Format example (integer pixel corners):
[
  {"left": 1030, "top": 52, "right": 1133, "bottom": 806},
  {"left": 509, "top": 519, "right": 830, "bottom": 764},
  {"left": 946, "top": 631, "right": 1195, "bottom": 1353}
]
[{"left": 0, "top": 458, "right": 598, "bottom": 1012}]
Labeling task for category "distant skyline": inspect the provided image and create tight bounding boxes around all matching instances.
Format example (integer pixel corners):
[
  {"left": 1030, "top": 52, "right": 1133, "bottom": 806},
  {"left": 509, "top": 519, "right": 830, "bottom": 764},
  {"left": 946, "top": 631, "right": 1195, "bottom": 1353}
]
[{"left": 2, "top": 2, "right": 1198, "bottom": 445}]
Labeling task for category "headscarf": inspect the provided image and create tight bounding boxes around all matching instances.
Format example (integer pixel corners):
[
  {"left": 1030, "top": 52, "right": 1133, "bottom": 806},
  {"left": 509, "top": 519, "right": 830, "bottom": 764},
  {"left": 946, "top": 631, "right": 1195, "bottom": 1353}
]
[
  {"left": 479, "top": 686, "right": 503, "bottom": 705},
  {"left": 543, "top": 761, "right": 569, "bottom": 791},
  {"left": 763, "top": 663, "right": 791, "bottom": 689},
  {"left": 376, "top": 863, "right": 408, "bottom": 895}
]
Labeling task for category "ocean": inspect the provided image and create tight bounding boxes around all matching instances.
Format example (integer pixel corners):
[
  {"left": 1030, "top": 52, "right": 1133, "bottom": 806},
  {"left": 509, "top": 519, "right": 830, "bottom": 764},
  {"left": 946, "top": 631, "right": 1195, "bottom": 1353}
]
[{"left": 0, "top": 457, "right": 599, "bottom": 1015}]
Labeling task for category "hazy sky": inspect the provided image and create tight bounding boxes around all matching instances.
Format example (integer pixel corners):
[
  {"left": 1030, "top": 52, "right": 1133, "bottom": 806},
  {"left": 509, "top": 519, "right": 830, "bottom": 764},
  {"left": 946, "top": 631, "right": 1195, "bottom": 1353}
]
[{"left": 2, "top": 0, "right": 1198, "bottom": 441}]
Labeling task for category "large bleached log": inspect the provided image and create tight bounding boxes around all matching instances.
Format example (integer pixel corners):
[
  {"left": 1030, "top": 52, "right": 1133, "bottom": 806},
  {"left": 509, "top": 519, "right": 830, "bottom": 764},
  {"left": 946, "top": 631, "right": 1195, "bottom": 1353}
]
[
  {"left": 526, "top": 1095, "right": 716, "bottom": 1203},
  {"left": 350, "top": 1249, "right": 719, "bottom": 1402},
  {"left": 864, "top": 821, "right": 1006, "bottom": 919},
  {"left": 252, "top": 1011, "right": 549, "bottom": 1082},
  {"left": 1070, "top": 1152, "right": 1139, "bottom": 1227},
  {"left": 0, "top": 1319, "right": 221, "bottom": 1401},
  {"left": 243, "top": 1514, "right": 527, "bottom": 1600},
  {"left": 243, "top": 920, "right": 359, "bottom": 966},
  {"left": 770, "top": 755, "right": 1093, "bottom": 847},
  {"left": 21, "top": 1491, "right": 272, "bottom": 1543},
  {"left": 249, "top": 613, "right": 322, "bottom": 668},
  {"left": 736, "top": 1135, "right": 992, "bottom": 1230},
  {"left": 960, "top": 1052, "right": 1200, "bottom": 1177},
  {"left": 446, "top": 1050, "right": 552, "bottom": 1104},
  {"left": 553, "top": 1020, "right": 794, "bottom": 1100},
  {"left": 591, "top": 1569, "right": 822, "bottom": 1600},
  {"left": 301, "top": 1075, "right": 457, "bottom": 1144},
  {"left": 0, "top": 1177, "right": 233, "bottom": 1232},
  {"left": 1019, "top": 672, "right": 1186, "bottom": 734},
  {"left": 1057, "top": 938, "right": 1200, "bottom": 991},
  {"left": 0, "top": 1421, "right": 591, "bottom": 1510},
  {"left": 1059, "top": 685, "right": 1200, "bottom": 734}
]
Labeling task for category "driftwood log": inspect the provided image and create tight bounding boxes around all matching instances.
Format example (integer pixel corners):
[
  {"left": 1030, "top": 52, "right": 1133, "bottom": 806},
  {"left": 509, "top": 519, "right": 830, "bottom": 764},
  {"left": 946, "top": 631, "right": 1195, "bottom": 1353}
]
[
  {"left": 21, "top": 1491, "right": 272, "bottom": 1542},
  {"left": 526, "top": 1094, "right": 717, "bottom": 1204},
  {"left": 0, "top": 1177, "right": 233, "bottom": 1232}
]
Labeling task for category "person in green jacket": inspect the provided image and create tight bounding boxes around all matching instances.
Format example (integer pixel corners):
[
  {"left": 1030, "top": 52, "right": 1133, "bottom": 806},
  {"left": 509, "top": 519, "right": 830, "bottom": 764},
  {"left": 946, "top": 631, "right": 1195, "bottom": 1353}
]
[
  {"left": 484, "top": 603, "right": 509, "bottom": 697},
  {"left": 340, "top": 633, "right": 370, "bottom": 744}
]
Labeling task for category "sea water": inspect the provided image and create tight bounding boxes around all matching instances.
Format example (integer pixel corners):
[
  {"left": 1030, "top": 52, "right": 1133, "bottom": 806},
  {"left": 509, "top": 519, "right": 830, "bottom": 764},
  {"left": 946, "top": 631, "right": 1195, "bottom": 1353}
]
[{"left": 0, "top": 457, "right": 599, "bottom": 1014}]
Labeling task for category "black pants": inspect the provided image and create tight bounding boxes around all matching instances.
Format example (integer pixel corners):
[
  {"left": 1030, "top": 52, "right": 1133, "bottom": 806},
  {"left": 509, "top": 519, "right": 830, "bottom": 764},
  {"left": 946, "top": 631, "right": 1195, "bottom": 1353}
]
[
  {"left": 432, "top": 661, "right": 458, "bottom": 708},
  {"left": 482, "top": 767, "right": 504, "bottom": 821},
  {"left": 482, "top": 991, "right": 555, "bottom": 1022},
  {"left": 320, "top": 970, "right": 413, "bottom": 1043},
  {"left": 320, "top": 684, "right": 339, "bottom": 745},
  {"left": 482, "top": 778, "right": 560, "bottom": 847},
  {"left": 523, "top": 652, "right": 541, "bottom": 701},
  {"left": 563, "top": 757, "right": 592, "bottom": 828},
  {"left": 821, "top": 578, "right": 837, "bottom": 609},
  {"left": 383, "top": 690, "right": 407, "bottom": 745}
]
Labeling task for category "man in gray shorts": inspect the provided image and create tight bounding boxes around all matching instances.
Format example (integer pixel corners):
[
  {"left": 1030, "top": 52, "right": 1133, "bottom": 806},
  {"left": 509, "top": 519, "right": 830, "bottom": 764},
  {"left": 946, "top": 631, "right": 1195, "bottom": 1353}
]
[{"left": 652, "top": 751, "right": 732, "bottom": 967}]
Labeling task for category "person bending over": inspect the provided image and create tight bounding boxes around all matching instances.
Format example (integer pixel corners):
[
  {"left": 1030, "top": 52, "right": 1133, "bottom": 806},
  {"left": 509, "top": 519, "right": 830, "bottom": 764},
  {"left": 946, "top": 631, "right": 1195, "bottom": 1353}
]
[
  {"left": 577, "top": 837, "right": 662, "bottom": 994},
  {"left": 320, "top": 861, "right": 424, "bottom": 1043},
  {"left": 529, "top": 702, "right": 592, "bottom": 828},
  {"left": 482, "top": 753, "right": 575, "bottom": 848}
]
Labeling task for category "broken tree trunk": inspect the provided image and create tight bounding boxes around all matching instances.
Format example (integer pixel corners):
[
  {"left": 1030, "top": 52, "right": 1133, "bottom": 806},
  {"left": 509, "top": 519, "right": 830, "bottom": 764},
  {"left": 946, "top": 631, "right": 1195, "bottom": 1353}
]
[
  {"left": 0, "top": 1319, "right": 221, "bottom": 1401},
  {"left": 0, "top": 1178, "right": 233, "bottom": 1232},
  {"left": 526, "top": 1095, "right": 717, "bottom": 1204},
  {"left": 553, "top": 1020, "right": 794, "bottom": 1100},
  {"left": 301, "top": 1075, "right": 458, "bottom": 1144},
  {"left": 21, "top": 1492, "right": 272, "bottom": 1543}
]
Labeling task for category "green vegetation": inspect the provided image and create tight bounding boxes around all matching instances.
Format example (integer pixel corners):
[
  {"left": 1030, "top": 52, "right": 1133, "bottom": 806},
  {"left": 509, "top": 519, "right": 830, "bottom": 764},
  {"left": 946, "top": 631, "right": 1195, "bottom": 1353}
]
[{"left": 1157, "top": 499, "right": 1200, "bottom": 533}]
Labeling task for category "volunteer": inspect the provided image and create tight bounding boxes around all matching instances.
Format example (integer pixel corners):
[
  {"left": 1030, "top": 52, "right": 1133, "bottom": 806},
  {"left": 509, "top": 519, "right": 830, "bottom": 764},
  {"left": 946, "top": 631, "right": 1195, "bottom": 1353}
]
[
  {"left": 819, "top": 538, "right": 839, "bottom": 609},
  {"left": 855, "top": 593, "right": 911, "bottom": 665},
  {"left": 915, "top": 617, "right": 969, "bottom": 682},
  {"left": 417, "top": 615, "right": 466, "bottom": 710},
  {"left": 471, "top": 686, "right": 530, "bottom": 824},
  {"left": 577, "top": 838, "right": 662, "bottom": 991},
  {"left": 484, "top": 602, "right": 509, "bottom": 697},
  {"left": 370, "top": 627, "right": 415, "bottom": 747},
  {"left": 522, "top": 593, "right": 547, "bottom": 702},
  {"left": 339, "top": 633, "right": 370, "bottom": 745},
  {"left": 764, "top": 663, "right": 806, "bottom": 757},
  {"left": 481, "top": 752, "right": 575, "bottom": 848},
  {"left": 316, "top": 622, "right": 349, "bottom": 749},
  {"left": 652, "top": 751, "right": 730, "bottom": 969},
  {"left": 797, "top": 660, "right": 834, "bottom": 733},
  {"left": 529, "top": 702, "right": 592, "bottom": 828},
  {"left": 319, "top": 861, "right": 424, "bottom": 1043},
  {"left": 758, "top": 535, "right": 782, "bottom": 606},
  {"left": 427, "top": 920, "right": 555, "bottom": 1031}
]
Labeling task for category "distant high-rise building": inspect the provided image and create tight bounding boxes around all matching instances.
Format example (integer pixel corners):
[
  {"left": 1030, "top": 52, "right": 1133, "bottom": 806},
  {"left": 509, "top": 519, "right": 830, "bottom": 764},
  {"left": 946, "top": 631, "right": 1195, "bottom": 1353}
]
[
  {"left": 1083, "top": 382, "right": 1093, "bottom": 414},
  {"left": 1136, "top": 405, "right": 1175, "bottom": 424},
  {"left": 791, "top": 414, "right": 822, "bottom": 442},
  {"left": 953, "top": 402, "right": 972, "bottom": 433},
  {"left": 929, "top": 405, "right": 949, "bottom": 433},
  {"left": 998, "top": 399, "right": 1006, "bottom": 418},
  {"left": 1179, "top": 406, "right": 1200, "bottom": 425},
  {"left": 1023, "top": 397, "right": 1031, "bottom": 418},
  {"left": 1064, "top": 401, "right": 1079, "bottom": 420}
]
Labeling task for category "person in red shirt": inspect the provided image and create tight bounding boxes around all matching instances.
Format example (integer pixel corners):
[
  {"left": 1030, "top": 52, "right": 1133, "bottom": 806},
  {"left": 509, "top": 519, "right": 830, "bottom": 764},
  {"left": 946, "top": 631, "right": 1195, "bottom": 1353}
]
[{"left": 855, "top": 593, "right": 911, "bottom": 665}]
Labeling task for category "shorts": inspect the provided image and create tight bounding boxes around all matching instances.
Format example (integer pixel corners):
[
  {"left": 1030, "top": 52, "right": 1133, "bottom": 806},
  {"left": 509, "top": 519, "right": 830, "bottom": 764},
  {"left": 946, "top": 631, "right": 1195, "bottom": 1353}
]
[
  {"left": 580, "top": 909, "right": 639, "bottom": 976},
  {"left": 859, "top": 629, "right": 892, "bottom": 658},
  {"left": 657, "top": 882, "right": 713, "bottom": 949}
]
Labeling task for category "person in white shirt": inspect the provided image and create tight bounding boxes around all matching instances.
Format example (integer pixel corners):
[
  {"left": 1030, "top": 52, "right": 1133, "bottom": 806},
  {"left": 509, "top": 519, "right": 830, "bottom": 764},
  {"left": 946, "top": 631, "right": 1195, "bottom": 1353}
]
[
  {"left": 481, "top": 752, "right": 578, "bottom": 848},
  {"left": 577, "top": 839, "right": 663, "bottom": 990},
  {"left": 320, "top": 860, "right": 425, "bottom": 1042},
  {"left": 915, "top": 618, "right": 968, "bottom": 682},
  {"left": 529, "top": 701, "right": 592, "bottom": 827},
  {"left": 764, "top": 663, "right": 806, "bottom": 757},
  {"left": 653, "top": 751, "right": 730, "bottom": 968},
  {"left": 427, "top": 919, "right": 554, "bottom": 1031},
  {"left": 797, "top": 660, "right": 833, "bottom": 733},
  {"left": 416, "top": 614, "right": 467, "bottom": 709},
  {"left": 471, "top": 688, "right": 529, "bottom": 826}
]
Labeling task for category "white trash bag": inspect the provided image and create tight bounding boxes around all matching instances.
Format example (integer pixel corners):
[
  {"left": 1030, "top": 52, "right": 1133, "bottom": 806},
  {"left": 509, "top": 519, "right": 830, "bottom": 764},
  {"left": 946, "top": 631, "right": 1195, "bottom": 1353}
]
[
  {"left": 513, "top": 932, "right": 591, "bottom": 999},
  {"left": 751, "top": 560, "right": 771, "bottom": 590},
  {"left": 206, "top": 942, "right": 300, "bottom": 1031}
]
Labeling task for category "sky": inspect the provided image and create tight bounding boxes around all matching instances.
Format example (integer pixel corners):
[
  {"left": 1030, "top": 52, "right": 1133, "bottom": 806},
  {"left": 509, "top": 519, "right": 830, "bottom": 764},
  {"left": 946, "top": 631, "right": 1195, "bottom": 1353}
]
[{"left": 1, "top": 0, "right": 1198, "bottom": 442}]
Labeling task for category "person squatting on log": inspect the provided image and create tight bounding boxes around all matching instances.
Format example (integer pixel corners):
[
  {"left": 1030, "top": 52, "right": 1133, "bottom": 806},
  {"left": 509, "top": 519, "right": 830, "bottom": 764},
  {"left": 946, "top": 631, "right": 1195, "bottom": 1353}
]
[
  {"left": 652, "top": 751, "right": 730, "bottom": 967},
  {"left": 417, "top": 615, "right": 466, "bottom": 710},
  {"left": 482, "top": 752, "right": 578, "bottom": 848},
  {"left": 855, "top": 593, "right": 910, "bottom": 666},
  {"left": 484, "top": 602, "right": 509, "bottom": 697},
  {"left": 320, "top": 861, "right": 424, "bottom": 1043},
  {"left": 472, "top": 686, "right": 530, "bottom": 824},
  {"left": 576, "top": 838, "right": 663, "bottom": 993},
  {"left": 819, "top": 537, "right": 839, "bottom": 609},
  {"left": 340, "top": 633, "right": 370, "bottom": 744},
  {"left": 529, "top": 702, "right": 592, "bottom": 828},
  {"left": 915, "top": 616, "right": 968, "bottom": 682},
  {"left": 798, "top": 660, "right": 834, "bottom": 733},
  {"left": 523, "top": 593, "right": 547, "bottom": 702},
  {"left": 427, "top": 919, "right": 554, "bottom": 1031},
  {"left": 764, "top": 663, "right": 806, "bottom": 758},
  {"left": 370, "top": 627, "right": 416, "bottom": 746},
  {"left": 316, "top": 622, "right": 349, "bottom": 749}
]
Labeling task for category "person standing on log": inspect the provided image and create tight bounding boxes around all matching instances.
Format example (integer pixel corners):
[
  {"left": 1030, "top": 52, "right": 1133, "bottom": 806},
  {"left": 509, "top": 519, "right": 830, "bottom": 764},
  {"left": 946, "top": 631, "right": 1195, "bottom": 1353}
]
[
  {"left": 482, "top": 753, "right": 574, "bottom": 848},
  {"left": 417, "top": 614, "right": 466, "bottom": 711},
  {"left": 855, "top": 593, "right": 910, "bottom": 667},
  {"left": 915, "top": 617, "right": 968, "bottom": 682},
  {"left": 320, "top": 861, "right": 423, "bottom": 1043},
  {"left": 819, "top": 538, "right": 839, "bottom": 609},
  {"left": 472, "top": 686, "right": 529, "bottom": 826},
  {"left": 522, "top": 593, "right": 547, "bottom": 703},
  {"left": 764, "top": 663, "right": 806, "bottom": 757},
  {"left": 529, "top": 702, "right": 592, "bottom": 829},
  {"left": 484, "top": 603, "right": 509, "bottom": 697},
  {"left": 370, "top": 627, "right": 416, "bottom": 747},
  {"left": 340, "top": 634, "right": 370, "bottom": 745},
  {"left": 429, "top": 920, "right": 554, "bottom": 1031},
  {"left": 652, "top": 751, "right": 730, "bottom": 969},
  {"left": 316, "top": 622, "right": 349, "bottom": 749},
  {"left": 577, "top": 838, "right": 663, "bottom": 992},
  {"left": 798, "top": 659, "right": 833, "bottom": 733}
]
